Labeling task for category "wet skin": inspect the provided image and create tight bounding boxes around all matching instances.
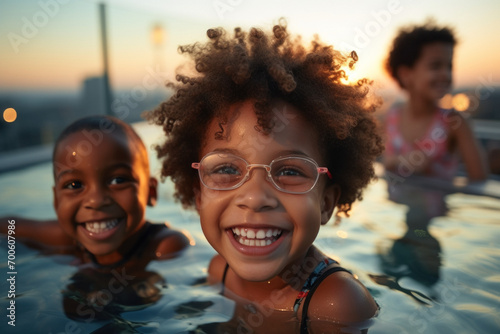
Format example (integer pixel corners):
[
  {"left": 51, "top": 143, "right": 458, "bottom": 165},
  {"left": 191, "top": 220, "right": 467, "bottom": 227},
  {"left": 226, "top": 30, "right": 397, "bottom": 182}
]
[{"left": 195, "top": 100, "right": 338, "bottom": 284}]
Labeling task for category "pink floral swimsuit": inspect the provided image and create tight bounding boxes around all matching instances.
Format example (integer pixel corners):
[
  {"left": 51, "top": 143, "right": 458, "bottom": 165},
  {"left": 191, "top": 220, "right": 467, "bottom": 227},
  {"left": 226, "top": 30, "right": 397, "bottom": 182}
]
[{"left": 385, "top": 107, "right": 459, "bottom": 180}]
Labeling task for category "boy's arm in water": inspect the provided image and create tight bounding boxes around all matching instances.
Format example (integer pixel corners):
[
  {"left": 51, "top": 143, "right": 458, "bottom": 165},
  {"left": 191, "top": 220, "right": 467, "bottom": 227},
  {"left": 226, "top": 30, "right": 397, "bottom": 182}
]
[{"left": 0, "top": 216, "right": 74, "bottom": 249}]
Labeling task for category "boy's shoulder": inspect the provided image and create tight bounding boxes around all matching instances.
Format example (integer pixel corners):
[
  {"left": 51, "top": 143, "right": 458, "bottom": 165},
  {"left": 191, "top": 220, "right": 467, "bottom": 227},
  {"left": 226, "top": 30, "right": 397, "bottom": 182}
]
[
  {"left": 207, "top": 253, "right": 226, "bottom": 285},
  {"left": 307, "top": 269, "right": 378, "bottom": 324},
  {"left": 146, "top": 221, "right": 191, "bottom": 259}
]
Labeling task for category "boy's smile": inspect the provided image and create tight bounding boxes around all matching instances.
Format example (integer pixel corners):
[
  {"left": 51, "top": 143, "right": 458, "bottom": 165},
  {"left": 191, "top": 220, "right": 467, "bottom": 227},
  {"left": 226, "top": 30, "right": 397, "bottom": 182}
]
[
  {"left": 78, "top": 217, "right": 125, "bottom": 240},
  {"left": 196, "top": 100, "right": 338, "bottom": 282},
  {"left": 53, "top": 130, "right": 155, "bottom": 264}
]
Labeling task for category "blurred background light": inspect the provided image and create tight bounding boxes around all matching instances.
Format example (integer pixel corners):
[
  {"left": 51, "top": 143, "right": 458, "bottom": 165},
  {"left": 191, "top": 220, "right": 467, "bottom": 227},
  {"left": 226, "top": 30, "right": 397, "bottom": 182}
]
[
  {"left": 439, "top": 93, "right": 454, "bottom": 110},
  {"left": 3, "top": 108, "right": 17, "bottom": 123},
  {"left": 452, "top": 93, "right": 471, "bottom": 112}
]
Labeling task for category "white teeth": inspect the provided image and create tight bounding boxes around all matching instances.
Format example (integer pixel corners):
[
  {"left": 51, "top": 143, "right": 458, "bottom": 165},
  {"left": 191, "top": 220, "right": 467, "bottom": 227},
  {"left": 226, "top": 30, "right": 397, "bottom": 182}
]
[
  {"left": 232, "top": 227, "right": 283, "bottom": 247},
  {"left": 231, "top": 228, "right": 282, "bottom": 240},
  {"left": 256, "top": 230, "right": 266, "bottom": 239},
  {"left": 238, "top": 238, "right": 276, "bottom": 247},
  {"left": 85, "top": 219, "right": 119, "bottom": 234}
]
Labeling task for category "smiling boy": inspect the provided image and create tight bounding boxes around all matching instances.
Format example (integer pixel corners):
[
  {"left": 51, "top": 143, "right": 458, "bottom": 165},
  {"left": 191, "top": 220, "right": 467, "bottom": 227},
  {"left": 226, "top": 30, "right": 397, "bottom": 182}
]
[{"left": 2, "top": 115, "right": 189, "bottom": 267}]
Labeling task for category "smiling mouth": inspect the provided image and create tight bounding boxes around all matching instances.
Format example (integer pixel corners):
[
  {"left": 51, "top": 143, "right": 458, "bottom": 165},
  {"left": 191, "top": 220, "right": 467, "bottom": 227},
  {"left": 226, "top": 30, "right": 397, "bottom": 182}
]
[
  {"left": 84, "top": 219, "right": 121, "bottom": 234},
  {"left": 231, "top": 227, "right": 283, "bottom": 247}
]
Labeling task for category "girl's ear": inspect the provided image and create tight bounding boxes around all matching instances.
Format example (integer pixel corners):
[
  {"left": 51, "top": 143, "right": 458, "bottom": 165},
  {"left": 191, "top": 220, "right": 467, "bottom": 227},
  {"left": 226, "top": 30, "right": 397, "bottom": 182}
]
[
  {"left": 321, "top": 184, "right": 340, "bottom": 225},
  {"left": 397, "top": 65, "right": 413, "bottom": 89},
  {"left": 194, "top": 187, "right": 201, "bottom": 214},
  {"left": 53, "top": 186, "right": 58, "bottom": 210},
  {"left": 147, "top": 177, "right": 158, "bottom": 207}
]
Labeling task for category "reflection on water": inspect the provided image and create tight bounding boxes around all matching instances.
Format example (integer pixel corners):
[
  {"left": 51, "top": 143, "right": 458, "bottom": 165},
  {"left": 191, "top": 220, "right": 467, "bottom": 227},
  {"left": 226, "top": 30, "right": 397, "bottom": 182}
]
[
  {"left": 63, "top": 265, "right": 165, "bottom": 326},
  {"left": 378, "top": 180, "right": 447, "bottom": 289},
  {"left": 1, "top": 152, "right": 500, "bottom": 333},
  {"left": 375, "top": 176, "right": 448, "bottom": 302}
]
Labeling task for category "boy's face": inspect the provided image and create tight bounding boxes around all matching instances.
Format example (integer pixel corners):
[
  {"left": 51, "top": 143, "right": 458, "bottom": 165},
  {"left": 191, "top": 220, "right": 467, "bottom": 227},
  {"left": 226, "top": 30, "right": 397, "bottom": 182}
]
[
  {"left": 53, "top": 130, "right": 156, "bottom": 259},
  {"left": 401, "top": 42, "right": 453, "bottom": 102},
  {"left": 195, "top": 100, "right": 338, "bottom": 282}
]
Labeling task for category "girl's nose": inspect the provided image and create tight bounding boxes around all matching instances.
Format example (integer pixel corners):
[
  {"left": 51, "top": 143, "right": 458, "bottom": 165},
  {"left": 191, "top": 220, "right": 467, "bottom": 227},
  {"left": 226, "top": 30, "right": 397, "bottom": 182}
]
[
  {"left": 84, "top": 184, "right": 112, "bottom": 209},
  {"left": 234, "top": 168, "right": 279, "bottom": 212}
]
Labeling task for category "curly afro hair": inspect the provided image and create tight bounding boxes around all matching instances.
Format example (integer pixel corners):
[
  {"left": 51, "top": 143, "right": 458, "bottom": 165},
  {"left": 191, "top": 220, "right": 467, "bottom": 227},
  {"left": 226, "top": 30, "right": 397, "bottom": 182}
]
[
  {"left": 146, "top": 20, "right": 384, "bottom": 216},
  {"left": 386, "top": 20, "right": 456, "bottom": 88}
]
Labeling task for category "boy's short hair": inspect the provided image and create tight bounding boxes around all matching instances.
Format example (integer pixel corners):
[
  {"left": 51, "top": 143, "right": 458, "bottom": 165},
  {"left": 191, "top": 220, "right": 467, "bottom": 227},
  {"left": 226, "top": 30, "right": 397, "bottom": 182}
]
[
  {"left": 147, "top": 21, "right": 383, "bottom": 215},
  {"left": 53, "top": 115, "right": 148, "bottom": 171},
  {"left": 386, "top": 20, "right": 456, "bottom": 88}
]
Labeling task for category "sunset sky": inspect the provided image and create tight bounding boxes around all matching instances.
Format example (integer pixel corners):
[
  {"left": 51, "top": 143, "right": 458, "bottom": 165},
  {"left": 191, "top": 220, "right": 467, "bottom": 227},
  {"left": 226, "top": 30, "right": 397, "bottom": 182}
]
[{"left": 1, "top": 0, "right": 499, "bottom": 94}]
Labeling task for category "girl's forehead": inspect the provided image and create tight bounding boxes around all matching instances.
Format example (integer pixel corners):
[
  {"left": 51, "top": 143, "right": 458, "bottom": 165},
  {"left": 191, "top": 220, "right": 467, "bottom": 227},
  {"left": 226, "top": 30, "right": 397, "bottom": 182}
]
[
  {"left": 202, "top": 100, "right": 323, "bottom": 162},
  {"left": 207, "top": 100, "right": 304, "bottom": 136},
  {"left": 419, "top": 42, "right": 453, "bottom": 60}
]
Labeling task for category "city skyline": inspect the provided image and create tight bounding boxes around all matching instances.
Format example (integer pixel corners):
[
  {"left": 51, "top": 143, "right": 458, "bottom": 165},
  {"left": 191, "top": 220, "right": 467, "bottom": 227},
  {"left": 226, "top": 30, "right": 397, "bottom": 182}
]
[{"left": 1, "top": 0, "right": 500, "bottom": 94}]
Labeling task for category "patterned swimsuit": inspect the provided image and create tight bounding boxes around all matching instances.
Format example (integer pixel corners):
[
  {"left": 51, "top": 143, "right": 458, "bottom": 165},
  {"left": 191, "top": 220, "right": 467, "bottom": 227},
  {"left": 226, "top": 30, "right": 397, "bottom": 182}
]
[{"left": 385, "top": 107, "right": 459, "bottom": 180}]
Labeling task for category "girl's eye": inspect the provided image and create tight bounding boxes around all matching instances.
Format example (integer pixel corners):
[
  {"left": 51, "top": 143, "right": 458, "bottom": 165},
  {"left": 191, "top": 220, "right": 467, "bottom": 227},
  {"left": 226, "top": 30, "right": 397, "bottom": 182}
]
[
  {"left": 276, "top": 167, "right": 304, "bottom": 177},
  {"left": 429, "top": 61, "right": 445, "bottom": 71},
  {"left": 211, "top": 164, "right": 240, "bottom": 175},
  {"left": 110, "top": 177, "right": 128, "bottom": 185},
  {"left": 208, "top": 164, "right": 243, "bottom": 187},
  {"left": 64, "top": 181, "right": 82, "bottom": 189}
]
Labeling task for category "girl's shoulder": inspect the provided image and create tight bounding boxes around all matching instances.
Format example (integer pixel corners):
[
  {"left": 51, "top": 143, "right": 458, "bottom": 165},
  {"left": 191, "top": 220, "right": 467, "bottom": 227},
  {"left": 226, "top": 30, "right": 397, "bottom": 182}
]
[
  {"left": 383, "top": 103, "right": 404, "bottom": 129},
  {"left": 386, "top": 102, "right": 405, "bottom": 116},
  {"left": 307, "top": 268, "right": 378, "bottom": 323}
]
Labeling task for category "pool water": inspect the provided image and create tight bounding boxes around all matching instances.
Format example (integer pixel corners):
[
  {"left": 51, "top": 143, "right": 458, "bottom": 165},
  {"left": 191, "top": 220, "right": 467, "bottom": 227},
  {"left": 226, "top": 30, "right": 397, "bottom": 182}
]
[{"left": 1, "top": 122, "right": 500, "bottom": 333}]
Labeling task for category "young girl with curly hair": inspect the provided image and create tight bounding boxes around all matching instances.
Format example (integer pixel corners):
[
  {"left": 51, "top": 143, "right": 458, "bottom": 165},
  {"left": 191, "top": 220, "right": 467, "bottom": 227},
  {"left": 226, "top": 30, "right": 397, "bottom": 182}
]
[
  {"left": 383, "top": 21, "right": 487, "bottom": 182},
  {"left": 147, "top": 20, "right": 382, "bottom": 333}
]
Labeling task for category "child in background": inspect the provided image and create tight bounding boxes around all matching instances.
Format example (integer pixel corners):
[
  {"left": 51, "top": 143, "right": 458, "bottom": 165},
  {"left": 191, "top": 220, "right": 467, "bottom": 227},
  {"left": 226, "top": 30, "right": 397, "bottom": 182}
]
[
  {"left": 147, "top": 21, "right": 382, "bottom": 332},
  {"left": 383, "top": 21, "right": 487, "bottom": 182},
  {"left": 2, "top": 115, "right": 189, "bottom": 268}
]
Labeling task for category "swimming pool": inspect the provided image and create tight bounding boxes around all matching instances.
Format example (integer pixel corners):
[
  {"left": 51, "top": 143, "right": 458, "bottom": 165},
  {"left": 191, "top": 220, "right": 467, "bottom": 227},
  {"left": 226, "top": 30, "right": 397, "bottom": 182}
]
[{"left": 1, "top": 122, "right": 499, "bottom": 333}]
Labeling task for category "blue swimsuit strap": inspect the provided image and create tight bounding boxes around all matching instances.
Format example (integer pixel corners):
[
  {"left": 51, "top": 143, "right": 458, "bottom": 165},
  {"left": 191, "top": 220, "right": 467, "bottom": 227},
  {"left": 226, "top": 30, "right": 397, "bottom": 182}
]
[
  {"left": 298, "top": 262, "right": 351, "bottom": 334},
  {"left": 293, "top": 257, "right": 339, "bottom": 312},
  {"left": 221, "top": 262, "right": 230, "bottom": 294}
]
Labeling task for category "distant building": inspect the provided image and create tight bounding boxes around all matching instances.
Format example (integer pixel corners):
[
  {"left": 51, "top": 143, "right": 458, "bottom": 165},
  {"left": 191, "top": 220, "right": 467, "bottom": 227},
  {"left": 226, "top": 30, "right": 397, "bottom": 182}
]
[{"left": 79, "top": 76, "right": 106, "bottom": 116}]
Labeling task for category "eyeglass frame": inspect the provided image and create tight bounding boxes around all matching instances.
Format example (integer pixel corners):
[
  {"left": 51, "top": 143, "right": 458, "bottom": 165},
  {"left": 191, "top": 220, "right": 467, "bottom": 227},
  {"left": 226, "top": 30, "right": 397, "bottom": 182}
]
[{"left": 191, "top": 152, "right": 332, "bottom": 194}]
